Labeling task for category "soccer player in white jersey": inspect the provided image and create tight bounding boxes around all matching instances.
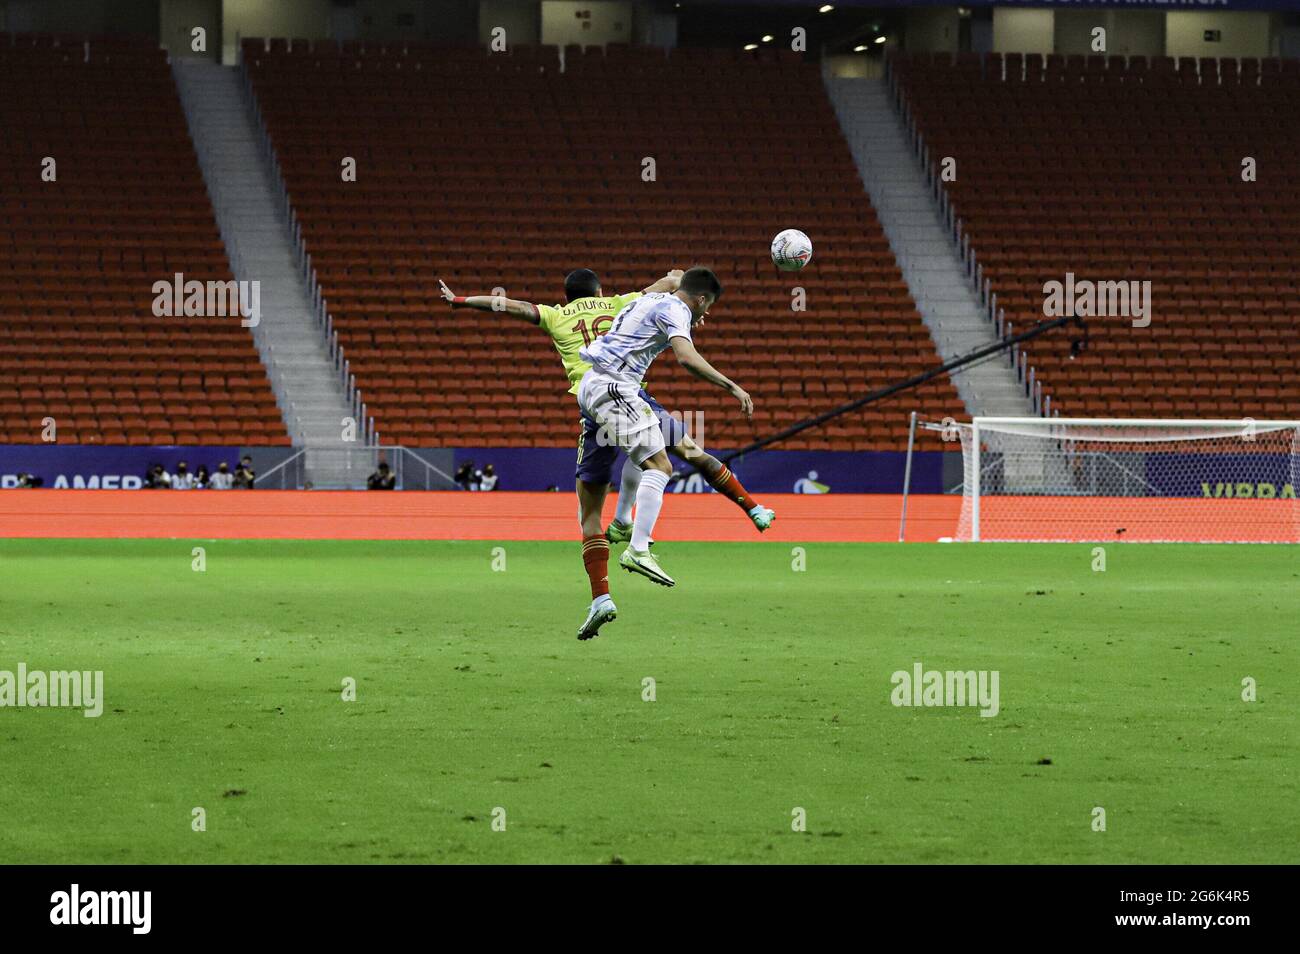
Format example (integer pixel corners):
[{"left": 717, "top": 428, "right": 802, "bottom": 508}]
[
  {"left": 440, "top": 268, "right": 773, "bottom": 640},
  {"left": 576, "top": 266, "right": 753, "bottom": 590}
]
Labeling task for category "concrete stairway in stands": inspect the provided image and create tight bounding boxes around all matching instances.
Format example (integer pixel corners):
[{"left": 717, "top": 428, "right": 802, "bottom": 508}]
[
  {"left": 174, "top": 59, "right": 360, "bottom": 487},
  {"left": 825, "top": 75, "right": 1033, "bottom": 419}
]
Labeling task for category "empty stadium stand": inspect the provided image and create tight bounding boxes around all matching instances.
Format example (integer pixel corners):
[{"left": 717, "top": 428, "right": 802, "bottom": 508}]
[
  {"left": 246, "top": 41, "right": 965, "bottom": 452},
  {"left": 892, "top": 52, "right": 1300, "bottom": 420},
  {"left": 0, "top": 34, "right": 287, "bottom": 446}
]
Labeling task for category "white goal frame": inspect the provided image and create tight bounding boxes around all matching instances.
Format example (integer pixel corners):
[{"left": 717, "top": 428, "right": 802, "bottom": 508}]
[{"left": 965, "top": 417, "right": 1300, "bottom": 543}]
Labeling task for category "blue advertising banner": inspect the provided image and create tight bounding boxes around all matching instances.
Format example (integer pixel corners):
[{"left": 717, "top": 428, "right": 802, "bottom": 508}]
[
  {"left": 0, "top": 445, "right": 243, "bottom": 489},
  {"left": 1145, "top": 453, "right": 1297, "bottom": 498},
  {"left": 977, "top": 450, "right": 1297, "bottom": 499},
  {"left": 453, "top": 447, "right": 951, "bottom": 494},
  {"left": 2, "top": 444, "right": 954, "bottom": 494}
]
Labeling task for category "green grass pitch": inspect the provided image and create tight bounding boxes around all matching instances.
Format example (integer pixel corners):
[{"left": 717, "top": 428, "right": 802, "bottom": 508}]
[{"left": 0, "top": 538, "right": 1296, "bottom": 864}]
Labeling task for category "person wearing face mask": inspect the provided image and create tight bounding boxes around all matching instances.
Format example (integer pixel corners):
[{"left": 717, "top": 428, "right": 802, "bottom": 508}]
[{"left": 209, "top": 462, "right": 234, "bottom": 490}]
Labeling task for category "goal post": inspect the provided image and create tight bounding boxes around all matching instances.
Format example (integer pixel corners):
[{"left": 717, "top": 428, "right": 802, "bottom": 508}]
[{"left": 956, "top": 418, "right": 1300, "bottom": 543}]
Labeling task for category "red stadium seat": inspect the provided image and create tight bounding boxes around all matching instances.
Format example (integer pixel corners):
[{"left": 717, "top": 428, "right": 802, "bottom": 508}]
[
  {"left": 0, "top": 37, "right": 287, "bottom": 446},
  {"left": 247, "top": 43, "right": 965, "bottom": 451},
  {"left": 894, "top": 54, "right": 1300, "bottom": 419}
]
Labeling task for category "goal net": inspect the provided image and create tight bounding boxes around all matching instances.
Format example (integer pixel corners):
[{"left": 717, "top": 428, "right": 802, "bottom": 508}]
[{"left": 954, "top": 418, "right": 1300, "bottom": 543}]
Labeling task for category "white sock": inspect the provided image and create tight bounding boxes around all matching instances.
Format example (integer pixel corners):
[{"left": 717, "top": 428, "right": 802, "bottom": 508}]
[
  {"left": 614, "top": 459, "right": 641, "bottom": 526},
  {"left": 630, "top": 469, "right": 669, "bottom": 552}
]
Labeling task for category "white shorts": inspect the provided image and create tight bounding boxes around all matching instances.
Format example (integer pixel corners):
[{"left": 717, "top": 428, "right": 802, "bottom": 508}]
[{"left": 576, "top": 370, "right": 666, "bottom": 465}]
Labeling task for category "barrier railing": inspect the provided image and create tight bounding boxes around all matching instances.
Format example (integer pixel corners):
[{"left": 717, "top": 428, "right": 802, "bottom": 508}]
[
  {"left": 885, "top": 51, "right": 1047, "bottom": 418},
  {"left": 240, "top": 56, "right": 372, "bottom": 442}
]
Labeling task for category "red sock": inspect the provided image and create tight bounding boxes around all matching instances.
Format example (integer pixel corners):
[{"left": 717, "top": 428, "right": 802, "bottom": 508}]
[
  {"left": 708, "top": 465, "right": 758, "bottom": 513},
  {"left": 582, "top": 534, "right": 610, "bottom": 598}
]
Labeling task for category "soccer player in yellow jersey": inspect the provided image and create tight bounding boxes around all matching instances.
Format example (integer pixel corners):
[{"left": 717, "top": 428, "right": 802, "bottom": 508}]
[{"left": 439, "top": 268, "right": 773, "bottom": 640}]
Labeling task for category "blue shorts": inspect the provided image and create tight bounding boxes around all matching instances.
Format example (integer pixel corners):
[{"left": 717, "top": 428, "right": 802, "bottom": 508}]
[{"left": 575, "top": 389, "right": 685, "bottom": 485}]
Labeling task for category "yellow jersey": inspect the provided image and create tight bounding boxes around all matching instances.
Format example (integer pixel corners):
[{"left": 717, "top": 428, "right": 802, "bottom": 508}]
[{"left": 536, "top": 293, "right": 642, "bottom": 394}]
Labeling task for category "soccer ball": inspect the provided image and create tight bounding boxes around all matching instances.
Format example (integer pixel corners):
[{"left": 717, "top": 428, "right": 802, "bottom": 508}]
[{"left": 770, "top": 229, "right": 812, "bottom": 271}]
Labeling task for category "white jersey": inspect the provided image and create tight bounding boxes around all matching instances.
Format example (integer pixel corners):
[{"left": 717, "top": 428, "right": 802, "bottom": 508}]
[{"left": 578, "top": 293, "right": 692, "bottom": 385}]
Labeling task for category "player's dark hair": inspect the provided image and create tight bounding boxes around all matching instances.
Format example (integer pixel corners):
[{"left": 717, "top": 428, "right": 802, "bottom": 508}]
[
  {"left": 564, "top": 268, "right": 601, "bottom": 302},
  {"left": 679, "top": 267, "right": 722, "bottom": 301}
]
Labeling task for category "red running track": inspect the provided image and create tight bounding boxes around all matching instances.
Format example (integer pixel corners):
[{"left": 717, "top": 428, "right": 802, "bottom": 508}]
[
  {"left": 3, "top": 491, "right": 1292, "bottom": 542},
  {"left": 0, "top": 490, "right": 962, "bottom": 542}
]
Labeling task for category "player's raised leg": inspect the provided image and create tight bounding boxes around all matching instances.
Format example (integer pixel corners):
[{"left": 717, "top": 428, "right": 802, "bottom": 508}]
[
  {"left": 574, "top": 414, "right": 619, "bottom": 639},
  {"left": 576, "top": 478, "right": 618, "bottom": 639},
  {"left": 641, "top": 391, "right": 774, "bottom": 532},
  {"left": 605, "top": 456, "right": 640, "bottom": 544},
  {"left": 619, "top": 440, "right": 675, "bottom": 587},
  {"left": 673, "top": 434, "right": 774, "bottom": 531}
]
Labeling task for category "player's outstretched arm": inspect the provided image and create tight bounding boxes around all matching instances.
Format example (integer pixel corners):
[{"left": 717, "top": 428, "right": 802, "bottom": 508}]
[
  {"left": 669, "top": 336, "right": 754, "bottom": 418},
  {"left": 641, "top": 269, "right": 684, "bottom": 294},
  {"left": 438, "top": 279, "right": 540, "bottom": 325}
]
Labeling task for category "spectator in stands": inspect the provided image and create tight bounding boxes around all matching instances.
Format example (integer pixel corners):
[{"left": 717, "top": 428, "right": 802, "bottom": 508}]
[
  {"left": 455, "top": 461, "right": 482, "bottom": 491},
  {"left": 209, "top": 462, "right": 234, "bottom": 490},
  {"left": 195, "top": 465, "right": 211, "bottom": 489},
  {"left": 234, "top": 455, "right": 256, "bottom": 489},
  {"left": 145, "top": 463, "right": 171, "bottom": 489},
  {"left": 479, "top": 464, "right": 499, "bottom": 492},
  {"left": 172, "top": 461, "right": 197, "bottom": 490},
  {"left": 367, "top": 462, "right": 397, "bottom": 491}
]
